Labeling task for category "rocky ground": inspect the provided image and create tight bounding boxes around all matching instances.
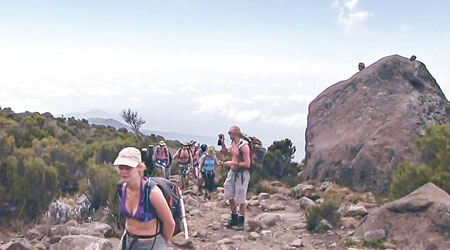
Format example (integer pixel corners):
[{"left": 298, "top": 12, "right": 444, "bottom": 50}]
[{"left": 1, "top": 179, "right": 448, "bottom": 250}]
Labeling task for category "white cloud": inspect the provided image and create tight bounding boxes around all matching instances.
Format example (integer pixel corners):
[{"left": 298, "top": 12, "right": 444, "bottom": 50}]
[
  {"left": 179, "top": 85, "right": 200, "bottom": 93},
  {"left": 345, "top": 0, "right": 358, "bottom": 9},
  {"left": 251, "top": 94, "right": 282, "bottom": 101},
  {"left": 233, "top": 109, "right": 262, "bottom": 122},
  {"left": 262, "top": 113, "right": 307, "bottom": 127},
  {"left": 193, "top": 93, "right": 240, "bottom": 114},
  {"left": 333, "top": 0, "right": 371, "bottom": 33},
  {"left": 288, "top": 94, "right": 315, "bottom": 103}
]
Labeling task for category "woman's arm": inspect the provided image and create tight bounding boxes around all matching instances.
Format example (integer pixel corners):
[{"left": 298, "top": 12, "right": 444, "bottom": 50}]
[
  {"left": 150, "top": 186, "right": 175, "bottom": 241},
  {"left": 214, "top": 156, "right": 219, "bottom": 166}
]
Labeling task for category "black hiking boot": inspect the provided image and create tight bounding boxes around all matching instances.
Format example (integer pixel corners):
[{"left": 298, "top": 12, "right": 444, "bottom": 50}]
[
  {"left": 225, "top": 213, "right": 238, "bottom": 229},
  {"left": 236, "top": 216, "right": 245, "bottom": 231}
]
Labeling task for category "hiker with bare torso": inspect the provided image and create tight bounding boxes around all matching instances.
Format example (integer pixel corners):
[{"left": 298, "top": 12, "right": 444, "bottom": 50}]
[
  {"left": 154, "top": 141, "right": 170, "bottom": 179},
  {"left": 220, "top": 126, "right": 251, "bottom": 231},
  {"left": 173, "top": 142, "right": 193, "bottom": 189}
]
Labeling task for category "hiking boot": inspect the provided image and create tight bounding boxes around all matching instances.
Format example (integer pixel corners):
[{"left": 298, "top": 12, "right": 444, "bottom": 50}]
[
  {"left": 236, "top": 216, "right": 245, "bottom": 231},
  {"left": 225, "top": 213, "right": 238, "bottom": 229}
]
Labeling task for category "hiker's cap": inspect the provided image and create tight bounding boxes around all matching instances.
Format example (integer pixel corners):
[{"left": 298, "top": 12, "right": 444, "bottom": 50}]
[
  {"left": 206, "top": 146, "right": 215, "bottom": 156},
  {"left": 113, "top": 147, "right": 141, "bottom": 168},
  {"left": 182, "top": 142, "right": 189, "bottom": 146},
  {"left": 159, "top": 141, "right": 166, "bottom": 146}
]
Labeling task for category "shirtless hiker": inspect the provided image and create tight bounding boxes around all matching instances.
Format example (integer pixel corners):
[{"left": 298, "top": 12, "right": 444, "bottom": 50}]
[
  {"left": 173, "top": 142, "right": 193, "bottom": 189},
  {"left": 219, "top": 126, "right": 251, "bottom": 231}
]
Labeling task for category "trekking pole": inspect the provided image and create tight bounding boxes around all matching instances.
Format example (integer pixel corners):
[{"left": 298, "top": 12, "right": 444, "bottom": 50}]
[{"left": 179, "top": 189, "right": 189, "bottom": 240}]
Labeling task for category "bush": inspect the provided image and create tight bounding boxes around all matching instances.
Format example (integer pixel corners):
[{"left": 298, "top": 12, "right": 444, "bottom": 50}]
[
  {"left": 252, "top": 180, "right": 278, "bottom": 194},
  {"left": 391, "top": 125, "right": 450, "bottom": 198},
  {"left": 305, "top": 200, "right": 340, "bottom": 233},
  {"left": 84, "top": 159, "right": 120, "bottom": 210}
]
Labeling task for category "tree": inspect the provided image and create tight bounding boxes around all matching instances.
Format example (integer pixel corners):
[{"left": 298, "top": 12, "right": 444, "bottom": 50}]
[
  {"left": 262, "top": 139, "right": 297, "bottom": 179},
  {"left": 121, "top": 109, "right": 146, "bottom": 135}
]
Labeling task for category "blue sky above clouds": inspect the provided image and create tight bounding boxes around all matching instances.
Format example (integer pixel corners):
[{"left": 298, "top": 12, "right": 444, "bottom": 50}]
[{"left": 1, "top": 0, "right": 449, "bottom": 160}]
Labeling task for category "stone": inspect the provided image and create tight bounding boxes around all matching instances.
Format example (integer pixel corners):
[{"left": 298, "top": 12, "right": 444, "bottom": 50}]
[
  {"left": 355, "top": 183, "right": 450, "bottom": 249},
  {"left": 247, "top": 218, "right": 262, "bottom": 231},
  {"left": 33, "top": 242, "right": 47, "bottom": 250},
  {"left": 319, "top": 219, "right": 332, "bottom": 230},
  {"left": 58, "top": 235, "right": 113, "bottom": 250},
  {"left": 270, "top": 193, "right": 287, "bottom": 201},
  {"left": 315, "top": 198, "right": 324, "bottom": 204},
  {"left": 299, "top": 197, "right": 316, "bottom": 209},
  {"left": 82, "top": 222, "right": 113, "bottom": 237},
  {"left": 320, "top": 181, "right": 333, "bottom": 191},
  {"left": 64, "top": 219, "right": 78, "bottom": 227},
  {"left": 50, "top": 225, "right": 69, "bottom": 237},
  {"left": 217, "top": 193, "right": 225, "bottom": 201},
  {"left": 302, "top": 55, "right": 450, "bottom": 194},
  {"left": 248, "top": 200, "right": 259, "bottom": 207},
  {"left": 27, "top": 228, "right": 43, "bottom": 241},
  {"left": 0, "top": 239, "right": 34, "bottom": 250},
  {"left": 329, "top": 242, "right": 337, "bottom": 248},
  {"left": 340, "top": 217, "right": 358, "bottom": 229},
  {"left": 290, "top": 239, "right": 304, "bottom": 247},
  {"left": 49, "top": 235, "right": 62, "bottom": 244},
  {"left": 258, "top": 193, "right": 270, "bottom": 201},
  {"left": 189, "top": 209, "right": 202, "bottom": 217},
  {"left": 197, "top": 229, "right": 207, "bottom": 238},
  {"left": 217, "top": 238, "right": 233, "bottom": 245},
  {"left": 290, "top": 223, "right": 306, "bottom": 230},
  {"left": 344, "top": 205, "right": 368, "bottom": 217},
  {"left": 248, "top": 232, "right": 260, "bottom": 241},
  {"left": 268, "top": 204, "right": 285, "bottom": 211},
  {"left": 261, "top": 214, "right": 281, "bottom": 228},
  {"left": 231, "top": 235, "right": 245, "bottom": 241},
  {"left": 364, "top": 229, "right": 386, "bottom": 242},
  {"left": 261, "top": 230, "right": 272, "bottom": 236},
  {"left": 217, "top": 187, "right": 224, "bottom": 193}
]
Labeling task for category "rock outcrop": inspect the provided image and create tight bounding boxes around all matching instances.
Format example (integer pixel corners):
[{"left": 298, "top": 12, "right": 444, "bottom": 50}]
[
  {"left": 355, "top": 183, "right": 450, "bottom": 250},
  {"left": 303, "top": 55, "right": 450, "bottom": 193}
]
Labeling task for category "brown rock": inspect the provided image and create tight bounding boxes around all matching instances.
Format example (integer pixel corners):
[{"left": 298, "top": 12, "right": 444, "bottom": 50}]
[
  {"left": 355, "top": 183, "right": 450, "bottom": 249},
  {"left": 302, "top": 55, "right": 450, "bottom": 194}
]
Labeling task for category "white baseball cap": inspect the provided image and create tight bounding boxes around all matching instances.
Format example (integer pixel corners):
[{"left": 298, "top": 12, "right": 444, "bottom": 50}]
[{"left": 113, "top": 147, "right": 141, "bottom": 167}]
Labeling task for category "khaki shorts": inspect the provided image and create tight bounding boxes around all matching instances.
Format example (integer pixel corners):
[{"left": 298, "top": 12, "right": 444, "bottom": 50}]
[{"left": 224, "top": 170, "right": 250, "bottom": 204}]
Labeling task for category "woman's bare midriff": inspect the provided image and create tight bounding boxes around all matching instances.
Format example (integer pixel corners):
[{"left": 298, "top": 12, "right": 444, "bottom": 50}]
[{"left": 126, "top": 217, "right": 160, "bottom": 236}]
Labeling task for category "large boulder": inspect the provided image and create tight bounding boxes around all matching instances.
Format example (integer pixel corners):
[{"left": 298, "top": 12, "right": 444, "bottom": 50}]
[
  {"left": 302, "top": 55, "right": 450, "bottom": 194},
  {"left": 355, "top": 183, "right": 450, "bottom": 250},
  {"left": 57, "top": 235, "right": 113, "bottom": 250}
]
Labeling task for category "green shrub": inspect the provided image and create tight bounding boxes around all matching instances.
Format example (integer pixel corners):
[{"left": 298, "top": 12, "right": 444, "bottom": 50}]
[
  {"left": 84, "top": 159, "right": 120, "bottom": 210},
  {"left": 362, "top": 239, "right": 385, "bottom": 249},
  {"left": 305, "top": 200, "right": 340, "bottom": 233},
  {"left": 391, "top": 125, "right": 450, "bottom": 199}
]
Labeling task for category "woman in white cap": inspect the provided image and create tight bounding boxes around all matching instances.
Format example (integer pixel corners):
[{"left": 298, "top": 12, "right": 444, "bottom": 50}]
[{"left": 115, "top": 147, "right": 175, "bottom": 249}]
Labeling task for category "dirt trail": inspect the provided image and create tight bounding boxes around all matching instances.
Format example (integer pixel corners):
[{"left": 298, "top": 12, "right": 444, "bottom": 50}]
[{"left": 110, "top": 178, "right": 356, "bottom": 250}]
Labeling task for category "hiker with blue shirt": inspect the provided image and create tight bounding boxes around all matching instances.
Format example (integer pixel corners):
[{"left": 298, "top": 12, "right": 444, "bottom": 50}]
[
  {"left": 199, "top": 146, "right": 219, "bottom": 200},
  {"left": 114, "top": 147, "right": 175, "bottom": 249}
]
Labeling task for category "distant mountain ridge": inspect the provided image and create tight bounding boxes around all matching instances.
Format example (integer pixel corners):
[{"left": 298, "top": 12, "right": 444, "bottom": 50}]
[{"left": 86, "top": 117, "right": 217, "bottom": 147}]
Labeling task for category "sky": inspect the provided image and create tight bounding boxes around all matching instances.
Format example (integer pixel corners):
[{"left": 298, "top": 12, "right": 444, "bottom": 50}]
[{"left": 1, "top": 0, "right": 449, "bottom": 160}]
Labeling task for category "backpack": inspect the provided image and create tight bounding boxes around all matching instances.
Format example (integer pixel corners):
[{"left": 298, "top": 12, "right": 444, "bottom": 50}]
[
  {"left": 116, "top": 177, "right": 184, "bottom": 237},
  {"left": 239, "top": 134, "right": 266, "bottom": 171},
  {"left": 144, "top": 177, "right": 183, "bottom": 236}
]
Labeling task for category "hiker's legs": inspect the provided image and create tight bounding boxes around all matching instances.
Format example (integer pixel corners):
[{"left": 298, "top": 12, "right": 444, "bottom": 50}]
[
  {"left": 239, "top": 203, "right": 247, "bottom": 216},
  {"left": 229, "top": 199, "right": 238, "bottom": 214}
]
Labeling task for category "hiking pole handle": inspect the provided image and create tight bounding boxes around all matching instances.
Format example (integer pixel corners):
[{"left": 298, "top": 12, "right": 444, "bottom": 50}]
[{"left": 179, "top": 189, "right": 189, "bottom": 240}]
